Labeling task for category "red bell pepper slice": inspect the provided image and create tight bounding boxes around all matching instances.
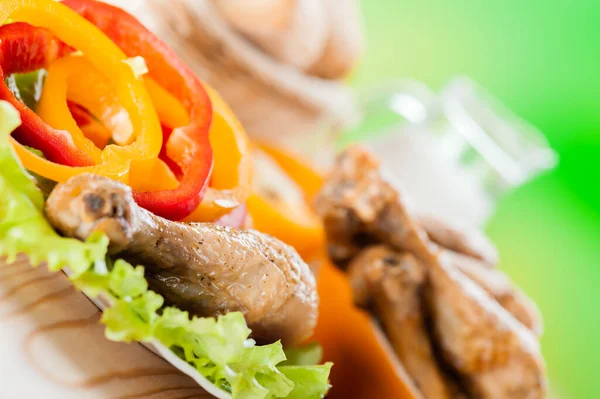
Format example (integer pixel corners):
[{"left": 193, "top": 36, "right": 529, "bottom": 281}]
[
  {"left": 0, "top": 22, "right": 93, "bottom": 166},
  {"left": 64, "top": 0, "right": 214, "bottom": 221},
  {"left": 159, "top": 124, "right": 183, "bottom": 180}
]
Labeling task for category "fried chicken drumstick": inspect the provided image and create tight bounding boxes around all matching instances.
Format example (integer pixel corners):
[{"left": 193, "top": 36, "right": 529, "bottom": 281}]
[
  {"left": 316, "top": 146, "right": 547, "bottom": 399},
  {"left": 46, "top": 174, "right": 318, "bottom": 346}
]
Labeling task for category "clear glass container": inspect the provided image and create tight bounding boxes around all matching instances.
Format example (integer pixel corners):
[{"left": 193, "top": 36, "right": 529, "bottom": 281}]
[{"left": 349, "top": 77, "right": 558, "bottom": 227}]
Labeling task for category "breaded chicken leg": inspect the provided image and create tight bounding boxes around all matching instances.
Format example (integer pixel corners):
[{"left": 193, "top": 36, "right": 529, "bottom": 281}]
[{"left": 46, "top": 174, "right": 318, "bottom": 345}]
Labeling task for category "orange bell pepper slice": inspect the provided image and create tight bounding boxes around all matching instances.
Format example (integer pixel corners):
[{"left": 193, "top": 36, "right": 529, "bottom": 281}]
[
  {"left": 144, "top": 78, "right": 189, "bottom": 130},
  {"left": 1, "top": 0, "right": 162, "bottom": 184},
  {"left": 36, "top": 54, "right": 132, "bottom": 162}
]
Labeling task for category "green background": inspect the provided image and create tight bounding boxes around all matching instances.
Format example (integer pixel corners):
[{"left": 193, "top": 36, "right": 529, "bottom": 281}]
[{"left": 350, "top": 1, "right": 600, "bottom": 397}]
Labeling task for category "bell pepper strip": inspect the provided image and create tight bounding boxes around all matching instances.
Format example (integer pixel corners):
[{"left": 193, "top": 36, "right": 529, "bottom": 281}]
[
  {"left": 183, "top": 85, "right": 253, "bottom": 222},
  {"left": 36, "top": 55, "right": 108, "bottom": 163},
  {"left": 64, "top": 0, "right": 214, "bottom": 221},
  {"left": 247, "top": 148, "right": 324, "bottom": 261},
  {"left": 128, "top": 82, "right": 252, "bottom": 222},
  {"left": 67, "top": 101, "right": 112, "bottom": 148},
  {"left": 0, "top": 22, "right": 92, "bottom": 166},
  {"left": 0, "top": 1, "right": 163, "bottom": 185},
  {"left": 36, "top": 53, "right": 180, "bottom": 194},
  {"left": 128, "top": 156, "right": 180, "bottom": 193},
  {"left": 39, "top": 55, "right": 134, "bottom": 147}
]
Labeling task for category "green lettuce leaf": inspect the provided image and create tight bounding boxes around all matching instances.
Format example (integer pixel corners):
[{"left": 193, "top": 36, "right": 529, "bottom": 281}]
[
  {"left": 280, "top": 364, "right": 333, "bottom": 399},
  {"left": 0, "top": 100, "right": 331, "bottom": 399},
  {"left": 283, "top": 343, "right": 323, "bottom": 366}
]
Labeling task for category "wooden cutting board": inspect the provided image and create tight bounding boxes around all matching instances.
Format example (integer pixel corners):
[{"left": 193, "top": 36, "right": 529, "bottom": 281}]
[{"left": 0, "top": 256, "right": 212, "bottom": 399}]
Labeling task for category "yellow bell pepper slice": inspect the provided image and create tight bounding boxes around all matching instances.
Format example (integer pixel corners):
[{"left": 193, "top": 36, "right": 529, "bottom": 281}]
[{"left": 37, "top": 54, "right": 178, "bottom": 193}]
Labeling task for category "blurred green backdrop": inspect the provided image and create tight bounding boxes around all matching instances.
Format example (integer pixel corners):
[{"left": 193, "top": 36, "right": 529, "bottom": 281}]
[{"left": 350, "top": 1, "right": 600, "bottom": 397}]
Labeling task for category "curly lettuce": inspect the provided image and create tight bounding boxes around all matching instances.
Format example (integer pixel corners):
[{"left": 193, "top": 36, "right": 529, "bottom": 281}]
[{"left": 0, "top": 100, "right": 331, "bottom": 399}]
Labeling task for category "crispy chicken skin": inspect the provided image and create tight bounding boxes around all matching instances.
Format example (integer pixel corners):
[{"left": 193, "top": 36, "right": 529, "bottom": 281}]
[
  {"left": 316, "top": 146, "right": 547, "bottom": 399},
  {"left": 46, "top": 174, "right": 318, "bottom": 345},
  {"left": 348, "top": 246, "right": 455, "bottom": 399}
]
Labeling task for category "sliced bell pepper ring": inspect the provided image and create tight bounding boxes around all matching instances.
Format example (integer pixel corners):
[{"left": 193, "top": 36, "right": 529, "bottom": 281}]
[
  {"left": 149, "top": 84, "right": 253, "bottom": 223},
  {"left": 37, "top": 53, "right": 180, "bottom": 194},
  {"left": 116, "top": 74, "right": 252, "bottom": 222},
  {"left": 135, "top": 71, "right": 253, "bottom": 222},
  {"left": 41, "top": 55, "right": 134, "bottom": 148},
  {"left": 39, "top": 47, "right": 252, "bottom": 223},
  {"left": 0, "top": 1, "right": 163, "bottom": 185},
  {"left": 37, "top": 54, "right": 179, "bottom": 194},
  {"left": 36, "top": 54, "right": 126, "bottom": 163},
  {"left": 144, "top": 78, "right": 190, "bottom": 130},
  {"left": 64, "top": 0, "right": 214, "bottom": 221},
  {"left": 0, "top": 22, "right": 91, "bottom": 166}
]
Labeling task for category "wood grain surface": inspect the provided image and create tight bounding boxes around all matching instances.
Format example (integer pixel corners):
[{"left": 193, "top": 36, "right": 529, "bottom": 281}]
[{"left": 0, "top": 256, "right": 213, "bottom": 399}]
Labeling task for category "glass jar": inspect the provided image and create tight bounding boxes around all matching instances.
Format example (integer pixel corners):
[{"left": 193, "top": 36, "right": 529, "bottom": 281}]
[{"left": 347, "top": 77, "right": 558, "bottom": 227}]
